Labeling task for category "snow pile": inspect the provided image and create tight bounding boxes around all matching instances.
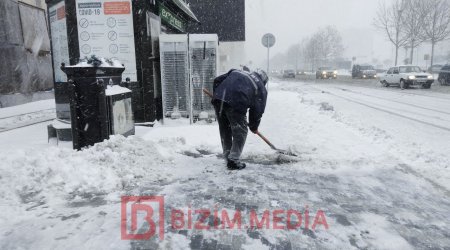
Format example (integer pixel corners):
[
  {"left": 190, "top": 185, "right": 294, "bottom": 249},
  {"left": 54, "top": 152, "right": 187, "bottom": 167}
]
[{"left": 0, "top": 136, "right": 168, "bottom": 210}]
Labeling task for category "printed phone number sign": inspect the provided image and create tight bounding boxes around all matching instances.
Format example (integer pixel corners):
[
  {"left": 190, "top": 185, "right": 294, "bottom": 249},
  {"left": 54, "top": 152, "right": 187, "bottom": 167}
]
[{"left": 76, "top": 0, "right": 137, "bottom": 81}]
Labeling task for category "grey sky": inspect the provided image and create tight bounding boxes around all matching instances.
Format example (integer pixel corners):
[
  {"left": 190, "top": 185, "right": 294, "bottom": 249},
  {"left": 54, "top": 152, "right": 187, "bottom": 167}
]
[{"left": 244, "top": 0, "right": 394, "bottom": 68}]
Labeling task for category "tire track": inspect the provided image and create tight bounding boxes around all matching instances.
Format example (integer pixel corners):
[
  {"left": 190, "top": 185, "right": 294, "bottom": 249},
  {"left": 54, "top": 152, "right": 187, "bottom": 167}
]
[
  {"left": 329, "top": 88, "right": 450, "bottom": 123},
  {"left": 335, "top": 87, "right": 450, "bottom": 116},
  {"left": 331, "top": 82, "right": 450, "bottom": 101},
  {"left": 288, "top": 75, "right": 450, "bottom": 101}
]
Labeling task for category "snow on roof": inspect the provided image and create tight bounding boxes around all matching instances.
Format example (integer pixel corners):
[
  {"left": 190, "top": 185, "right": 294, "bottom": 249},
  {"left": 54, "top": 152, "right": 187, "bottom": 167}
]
[
  {"left": 66, "top": 57, "right": 124, "bottom": 68},
  {"left": 105, "top": 85, "right": 131, "bottom": 96}
]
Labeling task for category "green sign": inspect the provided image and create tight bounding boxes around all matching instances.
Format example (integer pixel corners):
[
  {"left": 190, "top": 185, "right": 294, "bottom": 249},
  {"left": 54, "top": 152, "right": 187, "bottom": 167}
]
[{"left": 159, "top": 5, "right": 186, "bottom": 32}]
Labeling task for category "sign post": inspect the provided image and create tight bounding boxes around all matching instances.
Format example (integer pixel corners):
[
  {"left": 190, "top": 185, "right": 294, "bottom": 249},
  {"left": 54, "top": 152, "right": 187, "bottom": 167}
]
[{"left": 261, "top": 33, "right": 276, "bottom": 75}]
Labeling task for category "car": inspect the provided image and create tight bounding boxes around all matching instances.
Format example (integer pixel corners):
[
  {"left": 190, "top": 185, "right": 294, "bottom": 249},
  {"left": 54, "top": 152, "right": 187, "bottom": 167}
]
[
  {"left": 282, "top": 69, "right": 296, "bottom": 78},
  {"left": 437, "top": 64, "right": 450, "bottom": 85},
  {"left": 352, "top": 64, "right": 377, "bottom": 79},
  {"left": 316, "top": 67, "right": 337, "bottom": 79},
  {"left": 379, "top": 65, "right": 434, "bottom": 89}
]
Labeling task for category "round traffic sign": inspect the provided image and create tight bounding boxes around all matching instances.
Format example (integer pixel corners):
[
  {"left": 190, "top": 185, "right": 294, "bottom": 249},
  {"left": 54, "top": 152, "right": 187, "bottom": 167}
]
[{"left": 262, "top": 33, "right": 276, "bottom": 48}]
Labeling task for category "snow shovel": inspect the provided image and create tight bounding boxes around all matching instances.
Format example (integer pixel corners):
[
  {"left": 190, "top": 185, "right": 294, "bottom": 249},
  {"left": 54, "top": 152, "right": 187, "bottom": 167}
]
[{"left": 202, "top": 88, "right": 298, "bottom": 157}]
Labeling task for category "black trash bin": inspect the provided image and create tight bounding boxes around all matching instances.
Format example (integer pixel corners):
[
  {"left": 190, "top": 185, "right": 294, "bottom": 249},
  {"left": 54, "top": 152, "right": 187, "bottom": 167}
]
[{"left": 61, "top": 60, "right": 125, "bottom": 150}]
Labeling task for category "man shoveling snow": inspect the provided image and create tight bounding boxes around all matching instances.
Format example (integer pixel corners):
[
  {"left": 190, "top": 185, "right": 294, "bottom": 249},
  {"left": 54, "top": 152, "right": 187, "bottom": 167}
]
[{"left": 211, "top": 69, "right": 268, "bottom": 170}]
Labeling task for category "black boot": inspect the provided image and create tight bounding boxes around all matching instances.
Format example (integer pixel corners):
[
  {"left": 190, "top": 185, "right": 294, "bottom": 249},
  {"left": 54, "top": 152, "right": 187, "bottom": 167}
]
[{"left": 227, "top": 159, "right": 246, "bottom": 170}]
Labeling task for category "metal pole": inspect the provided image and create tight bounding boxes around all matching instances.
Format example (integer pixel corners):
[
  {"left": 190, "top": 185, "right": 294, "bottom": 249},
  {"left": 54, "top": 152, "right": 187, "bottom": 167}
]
[{"left": 267, "top": 36, "right": 270, "bottom": 74}]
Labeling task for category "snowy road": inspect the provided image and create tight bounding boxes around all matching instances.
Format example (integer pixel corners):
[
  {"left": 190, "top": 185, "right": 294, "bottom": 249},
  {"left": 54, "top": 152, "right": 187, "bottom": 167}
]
[
  {"left": 1, "top": 81, "right": 449, "bottom": 249},
  {"left": 0, "top": 99, "right": 55, "bottom": 133}
]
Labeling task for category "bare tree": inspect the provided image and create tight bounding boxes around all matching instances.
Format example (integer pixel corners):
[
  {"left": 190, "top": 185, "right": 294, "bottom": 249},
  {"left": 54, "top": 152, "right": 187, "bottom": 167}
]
[
  {"left": 421, "top": 0, "right": 450, "bottom": 66},
  {"left": 304, "top": 37, "right": 318, "bottom": 71},
  {"left": 374, "top": 0, "right": 408, "bottom": 65},
  {"left": 275, "top": 27, "right": 343, "bottom": 72},
  {"left": 297, "top": 38, "right": 309, "bottom": 70},
  {"left": 304, "top": 26, "right": 343, "bottom": 69},
  {"left": 270, "top": 52, "right": 287, "bottom": 71},
  {"left": 317, "top": 26, "right": 344, "bottom": 63},
  {"left": 286, "top": 43, "right": 301, "bottom": 71},
  {"left": 402, "top": 0, "right": 428, "bottom": 64},
  {"left": 302, "top": 37, "right": 315, "bottom": 71}
]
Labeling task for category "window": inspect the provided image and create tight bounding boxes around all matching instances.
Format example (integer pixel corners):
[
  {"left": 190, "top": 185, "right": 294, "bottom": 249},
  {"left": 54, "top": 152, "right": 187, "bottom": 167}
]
[{"left": 399, "top": 66, "right": 421, "bottom": 73}]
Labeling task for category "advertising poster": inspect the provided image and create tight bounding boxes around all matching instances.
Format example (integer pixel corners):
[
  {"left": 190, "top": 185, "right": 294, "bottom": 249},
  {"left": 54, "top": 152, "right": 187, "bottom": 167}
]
[
  {"left": 112, "top": 98, "right": 134, "bottom": 135},
  {"left": 75, "top": 0, "right": 137, "bottom": 81},
  {"left": 49, "top": 1, "right": 70, "bottom": 82}
]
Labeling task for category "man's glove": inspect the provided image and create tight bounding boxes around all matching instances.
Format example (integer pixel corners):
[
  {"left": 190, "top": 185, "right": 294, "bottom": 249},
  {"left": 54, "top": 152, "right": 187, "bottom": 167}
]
[{"left": 249, "top": 126, "right": 258, "bottom": 134}]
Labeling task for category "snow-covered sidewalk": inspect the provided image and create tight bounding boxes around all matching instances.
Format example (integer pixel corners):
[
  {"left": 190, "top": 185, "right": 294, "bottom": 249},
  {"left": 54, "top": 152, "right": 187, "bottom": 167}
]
[{"left": 0, "top": 81, "right": 449, "bottom": 249}]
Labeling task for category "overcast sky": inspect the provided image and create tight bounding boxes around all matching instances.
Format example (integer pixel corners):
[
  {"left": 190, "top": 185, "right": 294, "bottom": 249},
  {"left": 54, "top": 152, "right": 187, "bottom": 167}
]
[{"left": 244, "top": 0, "right": 394, "bottom": 68}]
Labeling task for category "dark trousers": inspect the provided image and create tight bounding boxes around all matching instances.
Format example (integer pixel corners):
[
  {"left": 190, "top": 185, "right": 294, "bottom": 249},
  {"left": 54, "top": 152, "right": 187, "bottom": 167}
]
[{"left": 214, "top": 102, "right": 248, "bottom": 161}]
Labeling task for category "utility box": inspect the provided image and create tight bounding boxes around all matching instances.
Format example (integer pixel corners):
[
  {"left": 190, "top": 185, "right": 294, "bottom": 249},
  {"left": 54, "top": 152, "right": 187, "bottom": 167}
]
[{"left": 61, "top": 62, "right": 125, "bottom": 150}]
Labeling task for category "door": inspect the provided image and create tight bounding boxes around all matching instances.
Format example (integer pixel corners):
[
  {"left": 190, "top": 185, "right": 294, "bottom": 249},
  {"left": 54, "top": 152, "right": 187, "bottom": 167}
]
[
  {"left": 392, "top": 67, "right": 400, "bottom": 84},
  {"left": 385, "top": 68, "right": 393, "bottom": 83}
]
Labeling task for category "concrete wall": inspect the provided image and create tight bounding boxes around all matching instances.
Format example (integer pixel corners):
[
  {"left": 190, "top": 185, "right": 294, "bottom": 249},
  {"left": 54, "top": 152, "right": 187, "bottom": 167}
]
[{"left": 0, "top": 0, "right": 53, "bottom": 96}]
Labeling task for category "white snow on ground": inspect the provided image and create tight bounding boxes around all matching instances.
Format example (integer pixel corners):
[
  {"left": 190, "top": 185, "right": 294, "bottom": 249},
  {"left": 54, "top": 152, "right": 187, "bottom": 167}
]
[
  {"left": 1, "top": 80, "right": 449, "bottom": 249},
  {"left": 282, "top": 82, "right": 450, "bottom": 190}
]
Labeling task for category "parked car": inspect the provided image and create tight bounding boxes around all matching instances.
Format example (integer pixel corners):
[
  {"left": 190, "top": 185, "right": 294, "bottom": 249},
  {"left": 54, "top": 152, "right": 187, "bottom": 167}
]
[
  {"left": 437, "top": 64, "right": 450, "bottom": 85},
  {"left": 352, "top": 64, "right": 377, "bottom": 79},
  {"left": 379, "top": 65, "right": 434, "bottom": 89},
  {"left": 316, "top": 67, "right": 337, "bottom": 79},
  {"left": 428, "top": 64, "right": 443, "bottom": 74},
  {"left": 282, "top": 69, "right": 296, "bottom": 78}
]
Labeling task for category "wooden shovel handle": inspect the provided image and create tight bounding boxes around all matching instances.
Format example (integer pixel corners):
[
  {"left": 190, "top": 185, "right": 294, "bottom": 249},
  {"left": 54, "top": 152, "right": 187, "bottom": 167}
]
[
  {"left": 255, "top": 131, "right": 277, "bottom": 150},
  {"left": 202, "top": 88, "right": 213, "bottom": 98}
]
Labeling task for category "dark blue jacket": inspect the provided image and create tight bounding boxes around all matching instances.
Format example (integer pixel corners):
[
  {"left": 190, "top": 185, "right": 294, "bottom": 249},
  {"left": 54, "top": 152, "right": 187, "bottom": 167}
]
[{"left": 212, "top": 69, "right": 267, "bottom": 131}]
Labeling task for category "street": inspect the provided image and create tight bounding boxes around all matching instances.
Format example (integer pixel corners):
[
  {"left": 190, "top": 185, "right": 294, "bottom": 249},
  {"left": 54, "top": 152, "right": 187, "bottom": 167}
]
[{"left": 1, "top": 80, "right": 450, "bottom": 249}]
